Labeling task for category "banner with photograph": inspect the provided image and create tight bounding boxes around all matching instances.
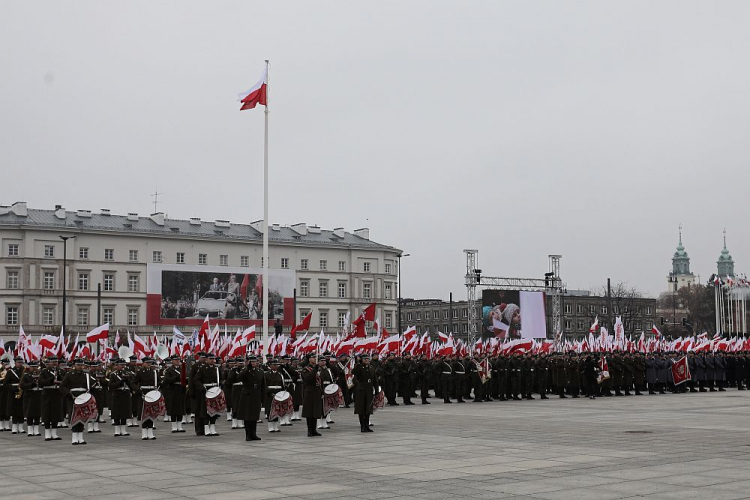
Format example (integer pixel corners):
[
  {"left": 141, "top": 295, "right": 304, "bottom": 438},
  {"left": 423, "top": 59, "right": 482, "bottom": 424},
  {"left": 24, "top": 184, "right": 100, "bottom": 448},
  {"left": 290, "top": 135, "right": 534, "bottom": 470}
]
[{"left": 146, "top": 264, "right": 295, "bottom": 326}]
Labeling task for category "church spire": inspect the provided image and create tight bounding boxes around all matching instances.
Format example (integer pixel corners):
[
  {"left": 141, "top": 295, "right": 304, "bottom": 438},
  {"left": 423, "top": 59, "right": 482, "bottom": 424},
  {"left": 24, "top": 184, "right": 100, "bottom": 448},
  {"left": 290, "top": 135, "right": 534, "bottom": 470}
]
[
  {"left": 672, "top": 224, "right": 690, "bottom": 275},
  {"left": 718, "top": 228, "right": 735, "bottom": 277}
]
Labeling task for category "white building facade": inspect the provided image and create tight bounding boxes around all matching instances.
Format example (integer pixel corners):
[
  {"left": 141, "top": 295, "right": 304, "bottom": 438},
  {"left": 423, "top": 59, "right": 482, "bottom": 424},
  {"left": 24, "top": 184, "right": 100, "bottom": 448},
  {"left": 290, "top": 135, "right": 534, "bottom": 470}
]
[{"left": 0, "top": 203, "right": 401, "bottom": 339}]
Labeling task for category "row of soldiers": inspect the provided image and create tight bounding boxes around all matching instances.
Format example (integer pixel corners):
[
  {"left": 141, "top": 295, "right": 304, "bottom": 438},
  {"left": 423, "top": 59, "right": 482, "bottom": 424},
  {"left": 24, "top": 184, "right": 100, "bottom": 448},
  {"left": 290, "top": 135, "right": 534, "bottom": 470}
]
[{"left": 0, "top": 350, "right": 382, "bottom": 444}]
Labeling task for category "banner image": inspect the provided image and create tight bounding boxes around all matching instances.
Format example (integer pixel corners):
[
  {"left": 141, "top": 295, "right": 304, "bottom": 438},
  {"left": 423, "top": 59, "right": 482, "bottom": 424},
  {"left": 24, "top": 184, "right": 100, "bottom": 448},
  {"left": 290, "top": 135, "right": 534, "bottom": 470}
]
[
  {"left": 482, "top": 290, "right": 547, "bottom": 340},
  {"left": 147, "top": 264, "right": 295, "bottom": 326}
]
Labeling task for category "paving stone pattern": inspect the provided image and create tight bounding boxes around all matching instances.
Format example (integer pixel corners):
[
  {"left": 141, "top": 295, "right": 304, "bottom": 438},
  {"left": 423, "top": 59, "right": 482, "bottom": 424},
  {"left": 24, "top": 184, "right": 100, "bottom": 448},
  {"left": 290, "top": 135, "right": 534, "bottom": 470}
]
[{"left": 1, "top": 391, "right": 749, "bottom": 500}]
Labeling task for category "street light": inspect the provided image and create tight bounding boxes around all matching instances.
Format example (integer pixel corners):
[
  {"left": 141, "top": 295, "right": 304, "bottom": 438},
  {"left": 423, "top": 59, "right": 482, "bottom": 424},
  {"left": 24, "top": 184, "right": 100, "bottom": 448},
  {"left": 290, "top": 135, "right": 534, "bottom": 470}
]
[
  {"left": 668, "top": 272, "right": 678, "bottom": 339},
  {"left": 397, "top": 253, "right": 410, "bottom": 335},
  {"left": 59, "top": 235, "right": 76, "bottom": 336}
]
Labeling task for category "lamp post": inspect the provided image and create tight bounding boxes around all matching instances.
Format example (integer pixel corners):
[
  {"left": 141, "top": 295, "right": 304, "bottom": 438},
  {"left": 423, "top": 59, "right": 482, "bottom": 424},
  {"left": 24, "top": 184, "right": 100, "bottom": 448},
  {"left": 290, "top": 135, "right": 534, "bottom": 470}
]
[
  {"left": 397, "top": 253, "right": 410, "bottom": 335},
  {"left": 59, "top": 235, "right": 76, "bottom": 336},
  {"left": 668, "top": 272, "right": 678, "bottom": 339}
]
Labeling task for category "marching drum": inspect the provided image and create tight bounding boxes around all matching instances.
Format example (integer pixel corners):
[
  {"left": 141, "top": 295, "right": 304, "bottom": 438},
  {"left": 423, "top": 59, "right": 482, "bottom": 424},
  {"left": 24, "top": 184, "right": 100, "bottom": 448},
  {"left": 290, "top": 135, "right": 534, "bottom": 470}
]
[
  {"left": 72, "top": 393, "right": 99, "bottom": 426},
  {"left": 142, "top": 390, "right": 166, "bottom": 423},
  {"left": 270, "top": 391, "right": 294, "bottom": 421},
  {"left": 205, "top": 387, "right": 227, "bottom": 417},
  {"left": 323, "top": 383, "right": 343, "bottom": 416}
]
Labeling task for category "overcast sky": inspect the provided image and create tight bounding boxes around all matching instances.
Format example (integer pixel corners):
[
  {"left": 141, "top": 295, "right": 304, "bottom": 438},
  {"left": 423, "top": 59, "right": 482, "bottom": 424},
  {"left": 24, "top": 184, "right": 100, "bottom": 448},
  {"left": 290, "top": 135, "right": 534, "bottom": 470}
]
[{"left": 2, "top": 2, "right": 749, "bottom": 300}]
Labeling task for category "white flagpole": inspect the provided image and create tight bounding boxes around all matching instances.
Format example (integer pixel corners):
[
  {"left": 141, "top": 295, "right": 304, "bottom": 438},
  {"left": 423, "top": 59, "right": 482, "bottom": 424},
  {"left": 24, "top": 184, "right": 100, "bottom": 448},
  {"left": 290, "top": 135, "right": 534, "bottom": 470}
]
[{"left": 262, "top": 59, "right": 270, "bottom": 344}]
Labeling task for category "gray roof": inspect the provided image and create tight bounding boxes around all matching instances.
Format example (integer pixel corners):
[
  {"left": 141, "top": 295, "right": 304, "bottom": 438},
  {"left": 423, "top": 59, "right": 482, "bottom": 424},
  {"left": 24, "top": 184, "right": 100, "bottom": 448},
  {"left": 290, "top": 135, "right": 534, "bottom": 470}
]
[{"left": 0, "top": 206, "right": 399, "bottom": 252}]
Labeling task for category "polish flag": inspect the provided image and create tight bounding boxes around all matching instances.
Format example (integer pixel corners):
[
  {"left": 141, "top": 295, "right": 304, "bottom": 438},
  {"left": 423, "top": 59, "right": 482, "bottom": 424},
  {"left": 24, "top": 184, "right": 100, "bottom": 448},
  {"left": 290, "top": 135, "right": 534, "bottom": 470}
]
[
  {"left": 238, "top": 67, "right": 268, "bottom": 111},
  {"left": 589, "top": 316, "right": 599, "bottom": 334},
  {"left": 355, "top": 336, "right": 378, "bottom": 352},
  {"left": 198, "top": 315, "right": 210, "bottom": 341},
  {"left": 438, "top": 331, "right": 449, "bottom": 343},
  {"left": 291, "top": 312, "right": 312, "bottom": 338},
  {"left": 86, "top": 323, "right": 110, "bottom": 343},
  {"left": 133, "top": 334, "right": 148, "bottom": 357},
  {"left": 39, "top": 334, "right": 59, "bottom": 350},
  {"left": 403, "top": 326, "right": 417, "bottom": 342},
  {"left": 241, "top": 326, "right": 257, "bottom": 343},
  {"left": 651, "top": 325, "right": 661, "bottom": 338}
]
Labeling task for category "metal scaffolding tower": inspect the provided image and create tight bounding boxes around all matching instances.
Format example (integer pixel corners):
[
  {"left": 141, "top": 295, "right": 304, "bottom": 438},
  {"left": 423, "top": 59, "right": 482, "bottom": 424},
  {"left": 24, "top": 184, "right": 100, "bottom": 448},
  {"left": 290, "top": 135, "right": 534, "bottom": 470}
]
[{"left": 464, "top": 250, "right": 563, "bottom": 346}]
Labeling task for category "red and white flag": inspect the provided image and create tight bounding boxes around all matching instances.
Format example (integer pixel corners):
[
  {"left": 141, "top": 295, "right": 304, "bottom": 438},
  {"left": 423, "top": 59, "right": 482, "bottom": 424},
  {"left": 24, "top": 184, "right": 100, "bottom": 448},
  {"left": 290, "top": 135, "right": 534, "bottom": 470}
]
[
  {"left": 39, "top": 334, "right": 59, "bottom": 350},
  {"left": 238, "top": 67, "right": 268, "bottom": 111},
  {"left": 651, "top": 324, "right": 661, "bottom": 338},
  {"left": 671, "top": 356, "right": 690, "bottom": 385},
  {"left": 86, "top": 323, "right": 110, "bottom": 343}
]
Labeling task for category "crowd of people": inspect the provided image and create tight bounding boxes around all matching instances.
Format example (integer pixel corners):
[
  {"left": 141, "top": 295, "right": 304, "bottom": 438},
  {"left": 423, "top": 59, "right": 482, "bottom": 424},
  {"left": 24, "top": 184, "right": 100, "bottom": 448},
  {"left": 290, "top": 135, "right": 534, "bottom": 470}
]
[{"left": 0, "top": 349, "right": 743, "bottom": 445}]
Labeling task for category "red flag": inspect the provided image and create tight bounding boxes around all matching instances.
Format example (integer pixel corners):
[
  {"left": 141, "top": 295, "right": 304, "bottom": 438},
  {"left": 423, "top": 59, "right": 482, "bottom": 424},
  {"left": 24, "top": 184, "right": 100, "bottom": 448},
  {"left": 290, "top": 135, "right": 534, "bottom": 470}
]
[
  {"left": 238, "top": 67, "right": 268, "bottom": 111},
  {"left": 651, "top": 324, "right": 661, "bottom": 338},
  {"left": 240, "top": 274, "right": 250, "bottom": 302},
  {"left": 198, "top": 315, "right": 210, "bottom": 341},
  {"left": 361, "top": 303, "right": 376, "bottom": 322},
  {"left": 86, "top": 323, "right": 110, "bottom": 343},
  {"left": 671, "top": 356, "right": 690, "bottom": 385},
  {"left": 291, "top": 311, "right": 312, "bottom": 337}
]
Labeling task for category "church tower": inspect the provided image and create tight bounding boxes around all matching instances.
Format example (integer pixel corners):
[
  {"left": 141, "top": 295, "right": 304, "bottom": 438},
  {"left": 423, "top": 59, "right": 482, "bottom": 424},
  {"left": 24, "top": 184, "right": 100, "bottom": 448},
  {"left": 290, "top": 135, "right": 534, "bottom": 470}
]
[
  {"left": 717, "top": 229, "right": 735, "bottom": 278},
  {"left": 667, "top": 225, "right": 696, "bottom": 291}
]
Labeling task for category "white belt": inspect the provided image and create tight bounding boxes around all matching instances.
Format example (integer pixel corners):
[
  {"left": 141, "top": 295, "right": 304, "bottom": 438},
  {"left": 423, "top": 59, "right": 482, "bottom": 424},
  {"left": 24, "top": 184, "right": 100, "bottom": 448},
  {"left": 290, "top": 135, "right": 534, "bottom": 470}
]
[
  {"left": 205, "top": 383, "right": 218, "bottom": 388},
  {"left": 141, "top": 386, "right": 156, "bottom": 390},
  {"left": 455, "top": 372, "right": 465, "bottom": 375},
  {"left": 72, "top": 387, "right": 87, "bottom": 392},
  {"left": 268, "top": 386, "right": 282, "bottom": 389},
  {"left": 233, "top": 382, "right": 243, "bottom": 386},
  {"left": 10, "top": 383, "right": 19, "bottom": 387},
  {"left": 442, "top": 371, "right": 452, "bottom": 374},
  {"left": 43, "top": 385, "right": 59, "bottom": 389}
]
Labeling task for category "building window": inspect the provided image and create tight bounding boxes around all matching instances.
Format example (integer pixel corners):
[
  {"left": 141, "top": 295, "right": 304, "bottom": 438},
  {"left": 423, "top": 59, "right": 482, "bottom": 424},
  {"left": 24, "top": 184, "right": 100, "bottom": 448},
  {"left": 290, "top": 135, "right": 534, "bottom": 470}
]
[
  {"left": 127, "top": 308, "right": 138, "bottom": 326},
  {"left": 319, "top": 281, "right": 328, "bottom": 298},
  {"left": 219, "top": 255, "right": 228, "bottom": 266},
  {"left": 103, "top": 307, "right": 114, "bottom": 325},
  {"left": 646, "top": 306, "right": 653, "bottom": 315},
  {"left": 103, "top": 274, "right": 114, "bottom": 292},
  {"left": 433, "top": 310, "right": 439, "bottom": 320},
  {"left": 198, "top": 254, "right": 207, "bottom": 265},
  {"left": 319, "top": 260, "right": 327, "bottom": 271},
  {"left": 44, "top": 245, "right": 55, "bottom": 258},
  {"left": 452, "top": 310, "right": 458, "bottom": 319},
  {"left": 300, "top": 259, "right": 308, "bottom": 270},
  {"left": 416, "top": 312, "right": 422, "bottom": 321},
  {"left": 407, "top": 313, "right": 413, "bottom": 322},
  {"left": 363, "top": 283, "right": 371, "bottom": 300},
  {"left": 363, "top": 262, "right": 371, "bottom": 273},
  {"left": 128, "top": 275, "right": 139, "bottom": 293},
  {"left": 42, "top": 307, "right": 55, "bottom": 326},
  {"left": 79, "top": 247, "right": 89, "bottom": 259},
  {"left": 564, "top": 304, "right": 572, "bottom": 314},
  {"left": 577, "top": 304, "right": 584, "bottom": 314},
  {"left": 43, "top": 272, "right": 55, "bottom": 290},
  {"left": 589, "top": 305, "right": 596, "bottom": 314},
  {"left": 176, "top": 252, "right": 185, "bottom": 264},
  {"left": 261, "top": 257, "right": 264, "bottom": 266},
  {"left": 565, "top": 319, "right": 573, "bottom": 330},
  {"left": 6, "top": 306, "right": 19, "bottom": 326},
  {"left": 338, "top": 312, "right": 347, "bottom": 328},
  {"left": 462, "top": 324, "right": 468, "bottom": 333},
  {"left": 241, "top": 256, "right": 249, "bottom": 267},
  {"left": 462, "top": 309, "right": 468, "bottom": 318},
  {"left": 338, "top": 282, "right": 346, "bottom": 299},
  {"left": 385, "top": 263, "right": 391, "bottom": 274},
  {"left": 153, "top": 251, "right": 162, "bottom": 263},
  {"left": 338, "top": 261, "right": 346, "bottom": 272},
  {"left": 385, "top": 284, "right": 392, "bottom": 300},
  {"left": 319, "top": 311, "right": 328, "bottom": 328},
  {"left": 6, "top": 270, "right": 19, "bottom": 289},
  {"left": 7, "top": 244, "right": 19, "bottom": 257},
  {"left": 129, "top": 250, "right": 138, "bottom": 262},
  {"left": 385, "top": 314, "right": 392, "bottom": 329},
  {"left": 77, "top": 307, "right": 89, "bottom": 327},
  {"left": 78, "top": 273, "right": 89, "bottom": 291},
  {"left": 300, "top": 280, "right": 309, "bottom": 297},
  {"left": 634, "top": 322, "right": 641, "bottom": 331},
  {"left": 443, "top": 310, "right": 449, "bottom": 320},
  {"left": 600, "top": 305, "right": 608, "bottom": 314},
  {"left": 104, "top": 249, "right": 114, "bottom": 261},
  {"left": 281, "top": 258, "right": 289, "bottom": 269}
]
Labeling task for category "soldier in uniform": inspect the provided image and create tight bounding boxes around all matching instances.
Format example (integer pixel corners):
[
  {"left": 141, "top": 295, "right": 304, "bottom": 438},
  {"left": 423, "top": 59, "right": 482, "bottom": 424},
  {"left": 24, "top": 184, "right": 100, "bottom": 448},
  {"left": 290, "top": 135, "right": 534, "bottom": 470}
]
[
  {"left": 188, "top": 352, "right": 206, "bottom": 434},
  {"left": 39, "top": 356, "right": 64, "bottom": 441},
  {"left": 4, "top": 356, "right": 25, "bottom": 434},
  {"left": 127, "top": 355, "right": 141, "bottom": 427},
  {"left": 416, "top": 355, "right": 431, "bottom": 404},
  {"left": 334, "top": 354, "right": 352, "bottom": 409},
  {"left": 225, "top": 357, "right": 244, "bottom": 429},
  {"left": 399, "top": 353, "right": 416, "bottom": 405},
  {"left": 439, "top": 356, "right": 453, "bottom": 403},
  {"left": 237, "top": 355, "right": 265, "bottom": 441},
  {"left": 60, "top": 358, "right": 94, "bottom": 445},
  {"left": 567, "top": 352, "right": 581, "bottom": 398},
  {"left": 536, "top": 353, "right": 550, "bottom": 399},
  {"left": 193, "top": 353, "right": 223, "bottom": 436},
  {"left": 552, "top": 353, "right": 567, "bottom": 398},
  {"left": 21, "top": 360, "right": 42, "bottom": 436},
  {"left": 646, "top": 353, "right": 658, "bottom": 394},
  {"left": 521, "top": 352, "right": 535, "bottom": 400},
  {"left": 353, "top": 354, "right": 378, "bottom": 433},
  {"left": 264, "top": 358, "right": 284, "bottom": 433},
  {"left": 494, "top": 354, "right": 508, "bottom": 401},
  {"left": 289, "top": 357, "right": 303, "bottom": 421},
  {"left": 452, "top": 355, "right": 466, "bottom": 403},
  {"left": 301, "top": 354, "right": 324, "bottom": 437},
  {"left": 222, "top": 357, "right": 234, "bottom": 425},
  {"left": 622, "top": 353, "right": 634, "bottom": 396},
  {"left": 383, "top": 353, "right": 400, "bottom": 406},
  {"left": 108, "top": 358, "right": 134, "bottom": 436},
  {"left": 87, "top": 361, "right": 105, "bottom": 433},
  {"left": 134, "top": 357, "right": 160, "bottom": 440},
  {"left": 0, "top": 357, "right": 9, "bottom": 431},
  {"left": 633, "top": 353, "right": 645, "bottom": 395},
  {"left": 508, "top": 352, "right": 523, "bottom": 400},
  {"left": 318, "top": 354, "right": 337, "bottom": 428},
  {"left": 161, "top": 355, "right": 186, "bottom": 433}
]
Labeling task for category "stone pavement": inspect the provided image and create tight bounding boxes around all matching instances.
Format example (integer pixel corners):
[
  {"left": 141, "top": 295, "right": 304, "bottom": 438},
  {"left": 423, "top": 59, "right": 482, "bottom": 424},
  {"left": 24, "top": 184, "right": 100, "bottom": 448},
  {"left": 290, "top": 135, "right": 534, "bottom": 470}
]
[{"left": 2, "top": 391, "right": 750, "bottom": 500}]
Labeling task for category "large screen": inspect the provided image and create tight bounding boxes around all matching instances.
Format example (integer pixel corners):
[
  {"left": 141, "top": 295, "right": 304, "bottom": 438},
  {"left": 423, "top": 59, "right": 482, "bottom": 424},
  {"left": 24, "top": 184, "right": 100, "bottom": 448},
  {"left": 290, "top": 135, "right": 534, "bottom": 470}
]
[
  {"left": 482, "top": 290, "right": 547, "bottom": 340},
  {"left": 146, "top": 264, "right": 295, "bottom": 326}
]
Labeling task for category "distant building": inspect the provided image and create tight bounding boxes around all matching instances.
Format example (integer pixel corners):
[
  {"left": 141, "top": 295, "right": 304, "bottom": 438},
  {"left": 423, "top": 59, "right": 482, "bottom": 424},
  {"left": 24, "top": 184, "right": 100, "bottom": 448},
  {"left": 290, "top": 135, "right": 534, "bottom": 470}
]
[
  {"left": 667, "top": 226, "right": 696, "bottom": 292},
  {"left": 717, "top": 230, "right": 735, "bottom": 278}
]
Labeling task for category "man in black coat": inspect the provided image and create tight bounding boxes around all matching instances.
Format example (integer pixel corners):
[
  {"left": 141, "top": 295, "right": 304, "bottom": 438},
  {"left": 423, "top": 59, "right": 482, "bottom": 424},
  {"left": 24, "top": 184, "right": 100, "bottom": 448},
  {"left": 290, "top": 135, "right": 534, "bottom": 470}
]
[
  {"left": 161, "top": 356, "right": 186, "bottom": 433},
  {"left": 352, "top": 354, "right": 378, "bottom": 433},
  {"left": 237, "top": 356, "right": 265, "bottom": 441},
  {"left": 39, "top": 356, "right": 64, "bottom": 441},
  {"left": 301, "top": 355, "right": 324, "bottom": 437}
]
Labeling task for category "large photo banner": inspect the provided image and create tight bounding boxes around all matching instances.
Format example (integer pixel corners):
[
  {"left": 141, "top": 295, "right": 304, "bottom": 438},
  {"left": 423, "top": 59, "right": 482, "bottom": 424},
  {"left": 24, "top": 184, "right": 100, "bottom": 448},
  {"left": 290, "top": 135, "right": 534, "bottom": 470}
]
[
  {"left": 482, "top": 290, "right": 547, "bottom": 340},
  {"left": 147, "top": 264, "right": 295, "bottom": 326}
]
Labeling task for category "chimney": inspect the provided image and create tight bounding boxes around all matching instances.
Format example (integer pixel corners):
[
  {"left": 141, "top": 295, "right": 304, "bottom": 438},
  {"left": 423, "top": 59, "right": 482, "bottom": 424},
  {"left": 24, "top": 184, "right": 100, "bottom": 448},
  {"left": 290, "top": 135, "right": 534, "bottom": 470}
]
[
  {"left": 54, "top": 205, "right": 66, "bottom": 219},
  {"left": 189, "top": 217, "right": 201, "bottom": 225},
  {"left": 150, "top": 212, "right": 165, "bottom": 226},
  {"left": 291, "top": 223, "right": 307, "bottom": 236},
  {"left": 271, "top": 223, "right": 281, "bottom": 231},
  {"left": 308, "top": 225, "right": 321, "bottom": 234},
  {"left": 100, "top": 208, "right": 111, "bottom": 216},
  {"left": 354, "top": 228, "right": 370, "bottom": 240},
  {"left": 250, "top": 220, "right": 265, "bottom": 233},
  {"left": 11, "top": 202, "right": 27, "bottom": 217},
  {"left": 76, "top": 209, "right": 92, "bottom": 218},
  {"left": 127, "top": 212, "right": 138, "bottom": 221},
  {"left": 215, "top": 220, "right": 230, "bottom": 228},
  {"left": 332, "top": 227, "right": 345, "bottom": 238}
]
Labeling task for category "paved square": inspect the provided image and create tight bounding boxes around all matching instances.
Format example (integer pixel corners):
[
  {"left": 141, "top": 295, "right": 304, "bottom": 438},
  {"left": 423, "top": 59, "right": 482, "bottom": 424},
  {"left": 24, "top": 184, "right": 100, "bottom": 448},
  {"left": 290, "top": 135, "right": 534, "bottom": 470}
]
[{"left": 2, "top": 392, "right": 749, "bottom": 500}]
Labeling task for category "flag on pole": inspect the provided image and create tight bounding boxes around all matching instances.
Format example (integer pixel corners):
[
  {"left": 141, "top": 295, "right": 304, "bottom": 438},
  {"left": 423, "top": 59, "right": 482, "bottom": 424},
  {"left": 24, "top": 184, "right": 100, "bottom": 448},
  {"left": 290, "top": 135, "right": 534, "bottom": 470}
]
[
  {"left": 238, "top": 67, "right": 268, "bottom": 111},
  {"left": 671, "top": 356, "right": 690, "bottom": 385},
  {"left": 86, "top": 323, "right": 110, "bottom": 343}
]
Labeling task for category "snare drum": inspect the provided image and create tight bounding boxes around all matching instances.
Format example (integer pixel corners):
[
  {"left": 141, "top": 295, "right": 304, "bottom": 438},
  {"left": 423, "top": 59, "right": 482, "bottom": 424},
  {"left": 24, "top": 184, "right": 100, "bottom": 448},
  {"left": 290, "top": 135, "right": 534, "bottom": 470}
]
[
  {"left": 72, "top": 393, "right": 98, "bottom": 426},
  {"left": 206, "top": 387, "right": 222, "bottom": 399},
  {"left": 144, "top": 390, "right": 162, "bottom": 403},
  {"left": 205, "top": 387, "right": 227, "bottom": 417},
  {"left": 274, "top": 390, "right": 291, "bottom": 402},
  {"left": 324, "top": 383, "right": 340, "bottom": 396}
]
